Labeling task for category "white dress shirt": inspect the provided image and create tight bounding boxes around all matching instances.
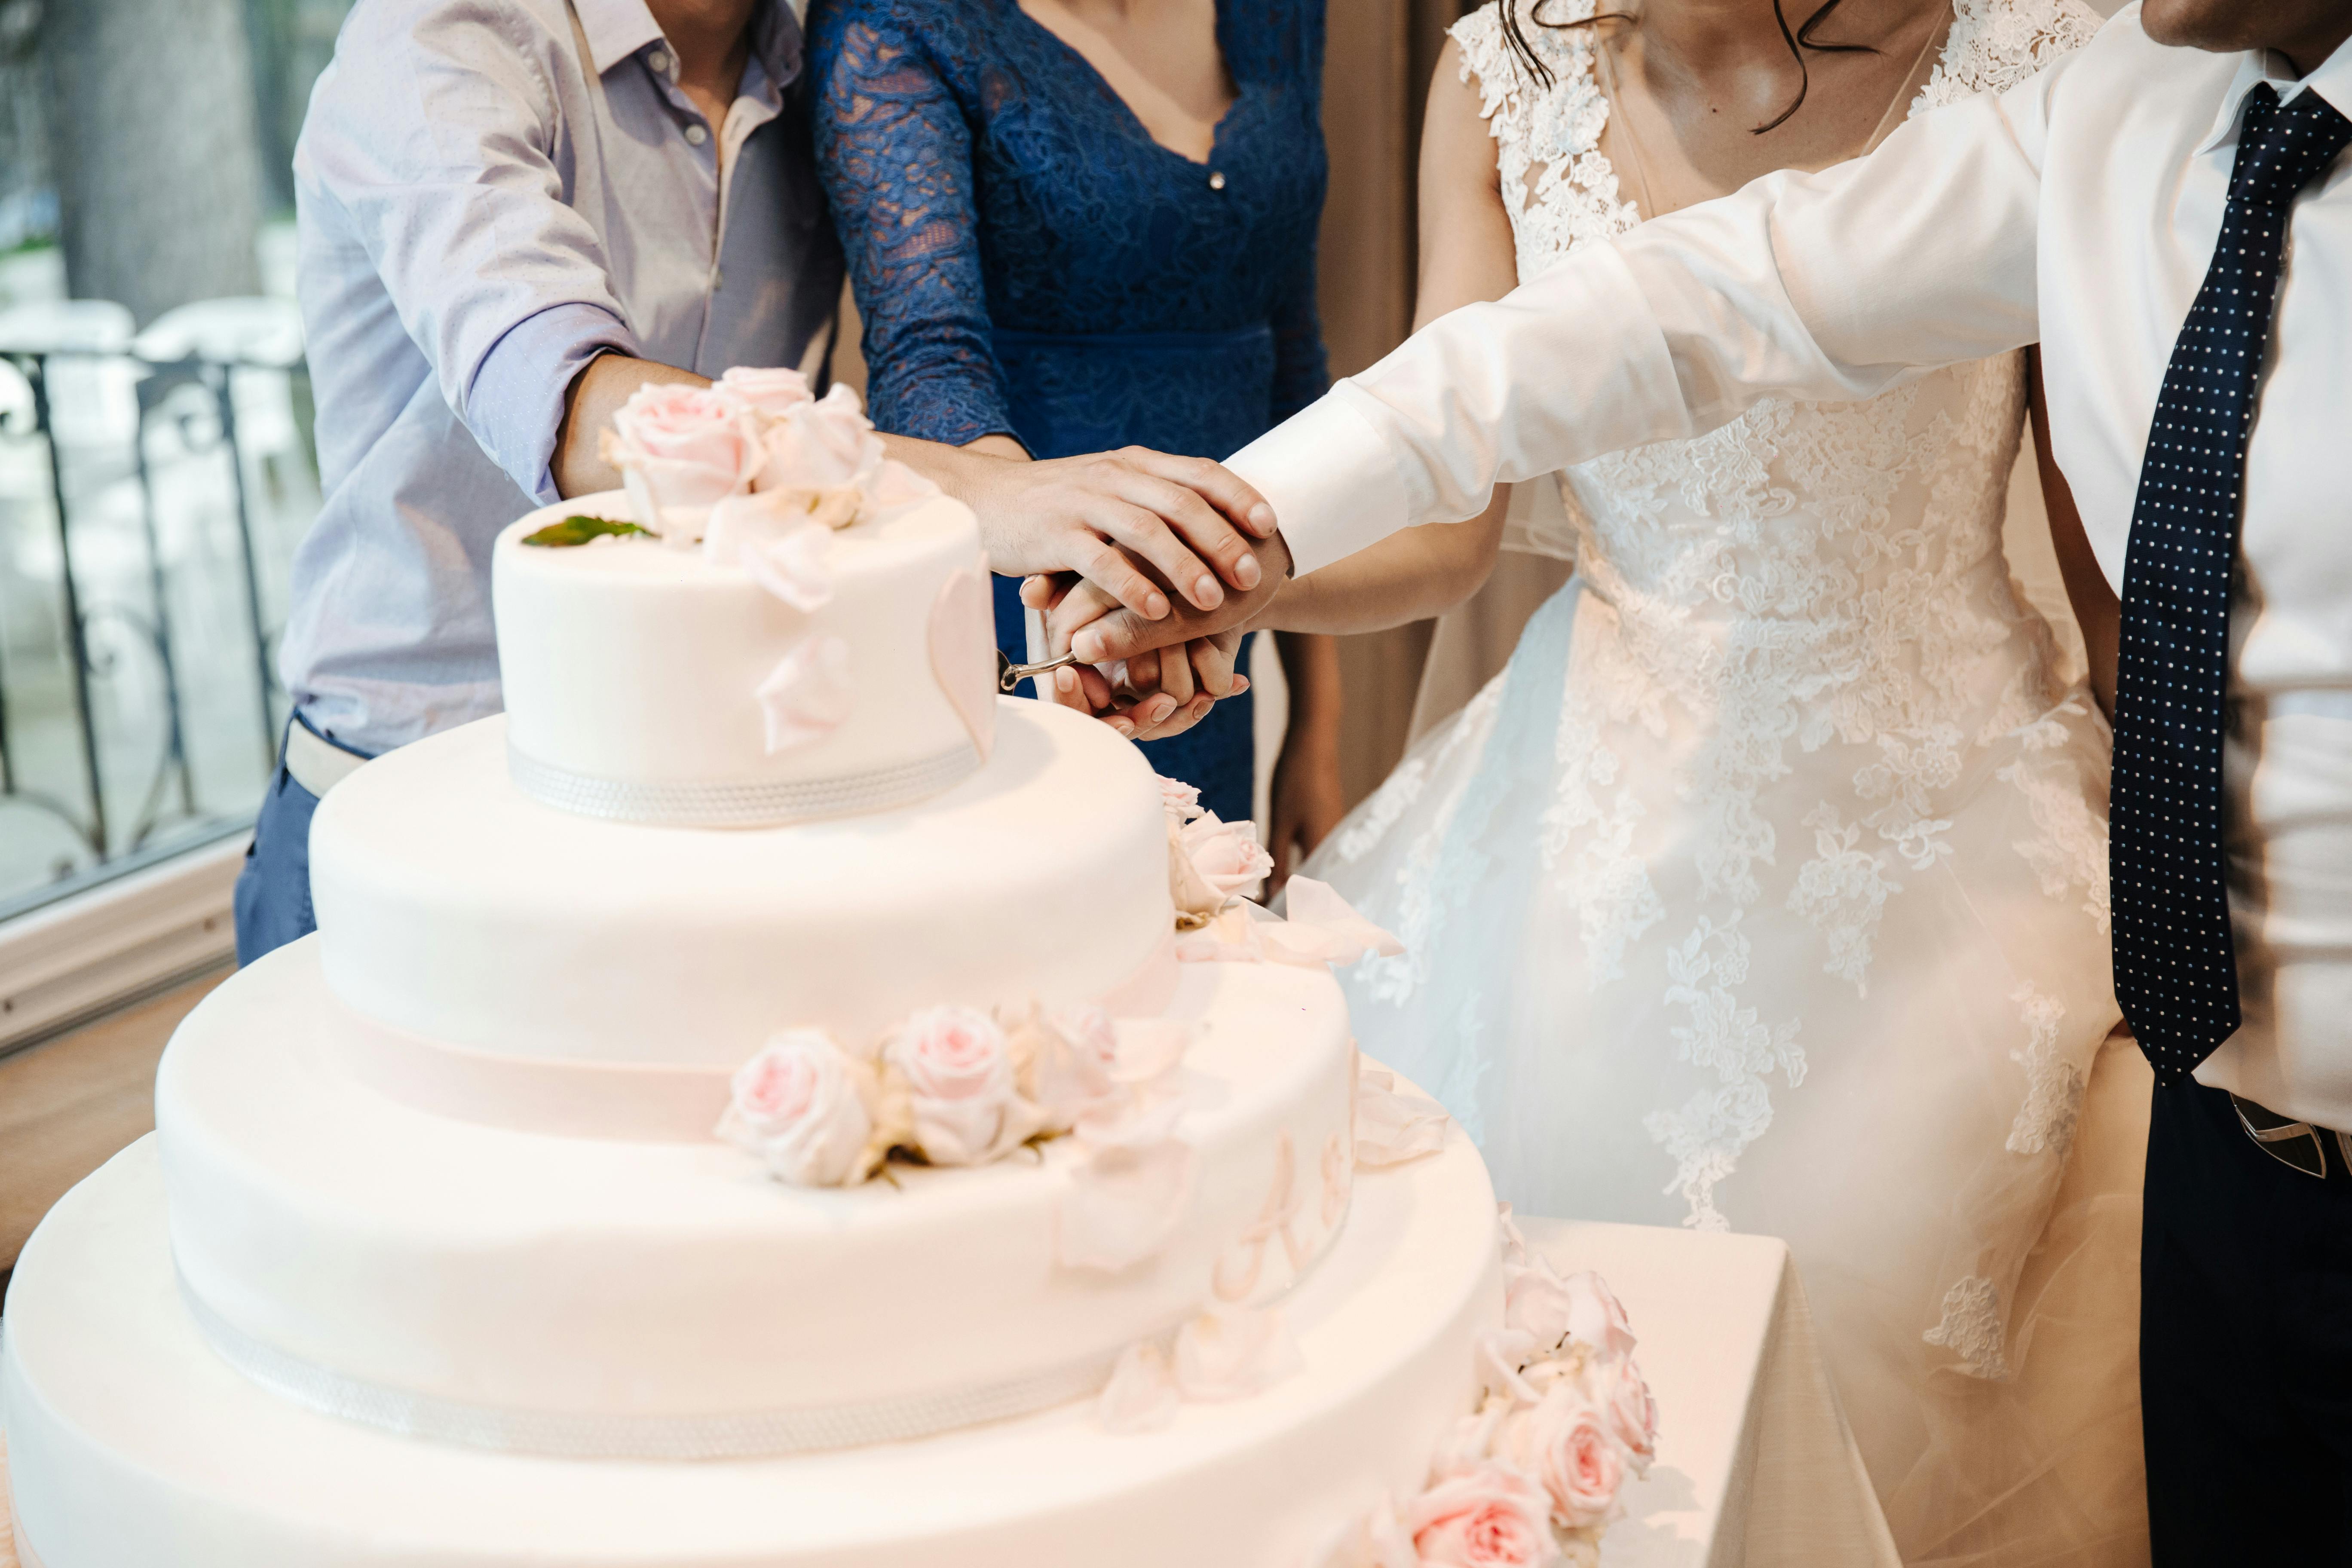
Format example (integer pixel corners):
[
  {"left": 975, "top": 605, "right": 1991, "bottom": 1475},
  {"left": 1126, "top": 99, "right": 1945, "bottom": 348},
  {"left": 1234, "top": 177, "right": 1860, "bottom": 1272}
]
[
  {"left": 1231, "top": 6, "right": 2352, "bottom": 1127},
  {"left": 282, "top": 0, "right": 839, "bottom": 754}
]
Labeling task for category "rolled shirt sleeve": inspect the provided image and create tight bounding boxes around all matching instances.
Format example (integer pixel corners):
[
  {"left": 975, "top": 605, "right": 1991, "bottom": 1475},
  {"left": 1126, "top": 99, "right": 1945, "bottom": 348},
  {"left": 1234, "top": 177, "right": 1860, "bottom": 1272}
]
[
  {"left": 297, "top": 1, "right": 641, "bottom": 499},
  {"left": 1231, "top": 54, "right": 2065, "bottom": 579},
  {"left": 469, "top": 301, "right": 637, "bottom": 502}
]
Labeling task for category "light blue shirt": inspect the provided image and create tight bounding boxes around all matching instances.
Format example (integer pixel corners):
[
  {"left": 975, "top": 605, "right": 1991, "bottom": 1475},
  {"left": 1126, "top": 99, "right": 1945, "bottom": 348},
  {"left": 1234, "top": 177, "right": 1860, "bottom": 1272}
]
[{"left": 284, "top": 0, "right": 840, "bottom": 754}]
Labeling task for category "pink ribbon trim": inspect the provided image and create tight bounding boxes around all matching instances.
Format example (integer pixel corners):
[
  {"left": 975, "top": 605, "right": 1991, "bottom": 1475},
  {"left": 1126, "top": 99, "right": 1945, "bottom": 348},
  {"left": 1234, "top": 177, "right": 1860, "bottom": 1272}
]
[{"left": 334, "top": 934, "right": 1182, "bottom": 1145}]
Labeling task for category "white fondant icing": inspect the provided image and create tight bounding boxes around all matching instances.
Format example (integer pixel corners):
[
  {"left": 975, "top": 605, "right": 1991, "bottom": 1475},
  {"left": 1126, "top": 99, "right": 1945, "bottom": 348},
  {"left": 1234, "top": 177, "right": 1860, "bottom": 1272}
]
[
  {"left": 494, "top": 491, "right": 983, "bottom": 821},
  {"left": 4, "top": 1130, "right": 1498, "bottom": 1568},
  {"left": 310, "top": 704, "right": 1172, "bottom": 1066},
  {"left": 928, "top": 567, "right": 1000, "bottom": 762},
  {"left": 157, "top": 940, "right": 1354, "bottom": 1432}
]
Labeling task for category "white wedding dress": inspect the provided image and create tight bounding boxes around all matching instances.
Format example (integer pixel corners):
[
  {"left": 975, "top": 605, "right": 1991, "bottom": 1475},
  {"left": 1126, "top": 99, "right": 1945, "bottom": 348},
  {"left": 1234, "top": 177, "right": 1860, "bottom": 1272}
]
[{"left": 1304, "top": 1, "right": 2148, "bottom": 1560}]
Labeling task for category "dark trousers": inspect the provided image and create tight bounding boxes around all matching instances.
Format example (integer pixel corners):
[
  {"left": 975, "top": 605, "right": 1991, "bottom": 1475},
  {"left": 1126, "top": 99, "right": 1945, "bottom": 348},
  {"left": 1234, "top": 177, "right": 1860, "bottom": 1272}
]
[
  {"left": 2144, "top": 1078, "right": 2352, "bottom": 1561},
  {"left": 231, "top": 715, "right": 366, "bottom": 965}
]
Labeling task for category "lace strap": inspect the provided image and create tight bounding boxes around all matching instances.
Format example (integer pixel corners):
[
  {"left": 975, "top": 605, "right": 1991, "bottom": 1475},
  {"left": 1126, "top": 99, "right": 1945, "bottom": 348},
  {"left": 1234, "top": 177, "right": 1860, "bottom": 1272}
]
[
  {"left": 1449, "top": 0, "right": 1597, "bottom": 142},
  {"left": 1918, "top": 0, "right": 2102, "bottom": 113}
]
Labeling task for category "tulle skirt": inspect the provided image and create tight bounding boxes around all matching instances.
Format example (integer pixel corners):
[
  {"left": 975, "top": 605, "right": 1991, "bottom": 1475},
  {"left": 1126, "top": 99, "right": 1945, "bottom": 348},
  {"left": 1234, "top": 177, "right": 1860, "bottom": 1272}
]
[{"left": 1303, "top": 579, "right": 2147, "bottom": 1564}]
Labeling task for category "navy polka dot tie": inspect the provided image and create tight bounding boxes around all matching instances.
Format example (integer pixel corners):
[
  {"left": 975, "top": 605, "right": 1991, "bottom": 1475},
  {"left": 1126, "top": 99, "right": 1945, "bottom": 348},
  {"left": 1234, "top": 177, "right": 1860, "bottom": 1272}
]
[{"left": 2113, "top": 83, "right": 2352, "bottom": 1085}]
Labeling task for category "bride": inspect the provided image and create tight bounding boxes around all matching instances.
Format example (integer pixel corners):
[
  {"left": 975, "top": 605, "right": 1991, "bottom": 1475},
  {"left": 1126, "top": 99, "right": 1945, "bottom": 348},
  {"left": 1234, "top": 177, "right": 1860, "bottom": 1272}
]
[{"left": 1054, "top": 0, "right": 2145, "bottom": 1559}]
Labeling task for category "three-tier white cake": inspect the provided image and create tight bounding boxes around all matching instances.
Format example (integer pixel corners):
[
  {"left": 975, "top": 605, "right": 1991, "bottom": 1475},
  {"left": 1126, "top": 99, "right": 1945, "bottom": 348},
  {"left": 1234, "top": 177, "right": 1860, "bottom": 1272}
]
[{"left": 0, "top": 459, "right": 1511, "bottom": 1565}]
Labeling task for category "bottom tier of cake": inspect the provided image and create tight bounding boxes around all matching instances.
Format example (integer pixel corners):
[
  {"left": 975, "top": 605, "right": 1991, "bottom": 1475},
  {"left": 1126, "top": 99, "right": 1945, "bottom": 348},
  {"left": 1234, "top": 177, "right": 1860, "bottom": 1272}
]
[{"left": 3, "top": 1122, "right": 1499, "bottom": 1568}]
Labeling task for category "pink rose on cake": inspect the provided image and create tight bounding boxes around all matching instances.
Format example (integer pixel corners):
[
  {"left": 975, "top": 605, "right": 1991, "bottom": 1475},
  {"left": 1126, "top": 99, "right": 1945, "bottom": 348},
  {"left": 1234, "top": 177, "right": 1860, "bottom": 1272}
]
[
  {"left": 750, "top": 382, "right": 938, "bottom": 526},
  {"left": 1160, "top": 778, "right": 1204, "bottom": 823},
  {"left": 1011, "top": 1002, "right": 1120, "bottom": 1127},
  {"left": 1494, "top": 1385, "right": 1626, "bottom": 1533},
  {"left": 1597, "top": 1358, "right": 1658, "bottom": 1475},
  {"left": 884, "top": 1005, "right": 1045, "bottom": 1166},
  {"left": 1170, "top": 810, "right": 1273, "bottom": 918},
  {"left": 1183, "top": 812, "right": 1274, "bottom": 900},
  {"left": 1400, "top": 1464, "right": 1563, "bottom": 1567},
  {"left": 716, "top": 364, "right": 818, "bottom": 419},
  {"left": 600, "top": 382, "right": 764, "bottom": 537},
  {"left": 1504, "top": 1254, "right": 1637, "bottom": 1364},
  {"left": 716, "top": 1029, "right": 882, "bottom": 1187}
]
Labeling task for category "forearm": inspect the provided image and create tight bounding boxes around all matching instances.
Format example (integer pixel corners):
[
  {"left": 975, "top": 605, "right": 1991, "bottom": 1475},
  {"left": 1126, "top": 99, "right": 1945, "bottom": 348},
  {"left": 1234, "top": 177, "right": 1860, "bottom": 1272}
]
[
  {"left": 880, "top": 432, "right": 1027, "bottom": 499},
  {"left": 1274, "top": 631, "right": 1342, "bottom": 753},
  {"left": 554, "top": 353, "right": 707, "bottom": 497},
  {"left": 1257, "top": 492, "right": 1507, "bottom": 636},
  {"left": 1235, "top": 83, "right": 2051, "bottom": 579},
  {"left": 2029, "top": 349, "right": 2116, "bottom": 717}
]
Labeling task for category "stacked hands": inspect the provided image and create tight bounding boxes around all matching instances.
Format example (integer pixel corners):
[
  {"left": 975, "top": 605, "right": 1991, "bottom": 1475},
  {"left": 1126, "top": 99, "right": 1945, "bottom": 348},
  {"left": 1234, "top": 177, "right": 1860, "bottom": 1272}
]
[{"left": 1010, "top": 459, "right": 1292, "bottom": 743}]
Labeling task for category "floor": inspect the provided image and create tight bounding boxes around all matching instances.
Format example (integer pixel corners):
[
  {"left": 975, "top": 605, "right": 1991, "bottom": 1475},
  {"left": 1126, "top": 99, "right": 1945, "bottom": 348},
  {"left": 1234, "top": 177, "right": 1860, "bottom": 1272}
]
[{"left": 0, "top": 967, "right": 227, "bottom": 1296}]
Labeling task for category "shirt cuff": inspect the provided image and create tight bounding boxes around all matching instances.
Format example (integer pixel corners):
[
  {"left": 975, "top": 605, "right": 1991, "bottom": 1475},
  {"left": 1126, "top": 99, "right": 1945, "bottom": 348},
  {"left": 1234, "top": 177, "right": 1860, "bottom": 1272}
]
[
  {"left": 1225, "top": 387, "right": 1409, "bottom": 580},
  {"left": 468, "top": 301, "right": 639, "bottom": 504}
]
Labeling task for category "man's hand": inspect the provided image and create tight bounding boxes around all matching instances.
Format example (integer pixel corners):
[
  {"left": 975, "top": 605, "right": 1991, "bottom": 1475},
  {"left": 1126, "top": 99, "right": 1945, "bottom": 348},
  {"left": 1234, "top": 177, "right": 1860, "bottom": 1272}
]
[
  {"left": 890, "top": 438, "right": 1277, "bottom": 624},
  {"left": 1042, "top": 530, "right": 1293, "bottom": 668}
]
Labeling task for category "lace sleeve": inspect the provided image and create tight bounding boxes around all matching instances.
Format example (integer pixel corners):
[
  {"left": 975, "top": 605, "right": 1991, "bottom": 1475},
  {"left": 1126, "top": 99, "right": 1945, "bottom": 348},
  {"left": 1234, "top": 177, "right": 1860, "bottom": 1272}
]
[{"left": 808, "top": 5, "right": 1017, "bottom": 447}]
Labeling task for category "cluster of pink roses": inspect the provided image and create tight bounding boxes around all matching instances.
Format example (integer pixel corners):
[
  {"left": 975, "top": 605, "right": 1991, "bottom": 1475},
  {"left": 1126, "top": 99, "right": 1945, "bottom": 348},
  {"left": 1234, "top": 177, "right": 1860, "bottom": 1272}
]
[
  {"left": 1326, "top": 1211, "right": 1659, "bottom": 1568},
  {"left": 717, "top": 998, "right": 1192, "bottom": 1199},
  {"left": 1161, "top": 778, "right": 1276, "bottom": 923},
  {"left": 597, "top": 367, "right": 934, "bottom": 546}
]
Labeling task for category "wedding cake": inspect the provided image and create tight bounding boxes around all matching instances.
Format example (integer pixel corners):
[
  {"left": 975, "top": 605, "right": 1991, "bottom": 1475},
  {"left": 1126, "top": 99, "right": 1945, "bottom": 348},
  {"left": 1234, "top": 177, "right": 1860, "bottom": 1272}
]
[{"left": 0, "top": 374, "right": 1654, "bottom": 1568}]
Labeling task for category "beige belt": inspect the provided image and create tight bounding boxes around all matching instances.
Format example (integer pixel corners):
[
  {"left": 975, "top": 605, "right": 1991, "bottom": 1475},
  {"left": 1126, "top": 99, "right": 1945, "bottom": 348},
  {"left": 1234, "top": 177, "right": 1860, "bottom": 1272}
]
[{"left": 285, "top": 720, "right": 372, "bottom": 800}]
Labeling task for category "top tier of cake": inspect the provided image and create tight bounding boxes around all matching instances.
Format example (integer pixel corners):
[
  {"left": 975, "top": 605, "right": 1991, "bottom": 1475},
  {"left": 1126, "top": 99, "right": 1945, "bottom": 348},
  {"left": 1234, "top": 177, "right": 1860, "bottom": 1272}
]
[{"left": 493, "top": 490, "right": 995, "bottom": 828}]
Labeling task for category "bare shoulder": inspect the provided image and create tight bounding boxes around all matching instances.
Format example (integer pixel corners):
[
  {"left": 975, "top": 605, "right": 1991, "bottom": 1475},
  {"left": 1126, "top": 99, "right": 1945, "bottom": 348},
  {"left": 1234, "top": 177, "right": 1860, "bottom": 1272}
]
[
  {"left": 1422, "top": 39, "right": 1504, "bottom": 196},
  {"left": 1415, "top": 36, "right": 1519, "bottom": 324}
]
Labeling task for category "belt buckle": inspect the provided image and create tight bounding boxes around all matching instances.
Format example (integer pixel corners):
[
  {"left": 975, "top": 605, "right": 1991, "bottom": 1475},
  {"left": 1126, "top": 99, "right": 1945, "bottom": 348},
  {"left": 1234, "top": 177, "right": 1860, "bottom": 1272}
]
[{"left": 2231, "top": 1094, "right": 2335, "bottom": 1179}]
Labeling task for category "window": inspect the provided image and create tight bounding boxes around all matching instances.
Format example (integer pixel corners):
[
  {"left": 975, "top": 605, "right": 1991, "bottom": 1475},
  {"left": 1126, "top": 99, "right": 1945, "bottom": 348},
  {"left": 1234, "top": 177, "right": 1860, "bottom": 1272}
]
[{"left": 0, "top": 0, "right": 351, "bottom": 922}]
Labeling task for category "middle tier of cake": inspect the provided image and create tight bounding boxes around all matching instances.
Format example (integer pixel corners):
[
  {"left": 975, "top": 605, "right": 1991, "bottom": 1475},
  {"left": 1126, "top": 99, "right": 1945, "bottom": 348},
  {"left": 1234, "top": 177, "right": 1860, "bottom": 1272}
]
[
  {"left": 309, "top": 699, "right": 1173, "bottom": 1067},
  {"left": 158, "top": 936, "right": 1357, "bottom": 1449}
]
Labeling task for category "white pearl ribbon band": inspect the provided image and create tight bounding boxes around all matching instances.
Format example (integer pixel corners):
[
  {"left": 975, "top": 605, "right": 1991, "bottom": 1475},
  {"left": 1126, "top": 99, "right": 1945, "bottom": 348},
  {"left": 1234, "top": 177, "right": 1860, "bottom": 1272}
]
[{"left": 507, "top": 741, "right": 980, "bottom": 827}]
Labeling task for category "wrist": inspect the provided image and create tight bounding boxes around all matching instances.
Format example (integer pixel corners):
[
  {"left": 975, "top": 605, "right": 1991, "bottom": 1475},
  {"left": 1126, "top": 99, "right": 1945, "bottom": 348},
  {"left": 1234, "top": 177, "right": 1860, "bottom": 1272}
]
[{"left": 1267, "top": 529, "right": 1295, "bottom": 582}]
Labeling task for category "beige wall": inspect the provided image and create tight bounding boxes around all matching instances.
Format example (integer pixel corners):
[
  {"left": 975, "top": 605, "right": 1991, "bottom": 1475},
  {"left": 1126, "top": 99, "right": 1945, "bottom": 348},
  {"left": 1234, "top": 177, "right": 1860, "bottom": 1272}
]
[{"left": 1317, "top": 0, "right": 1470, "bottom": 804}]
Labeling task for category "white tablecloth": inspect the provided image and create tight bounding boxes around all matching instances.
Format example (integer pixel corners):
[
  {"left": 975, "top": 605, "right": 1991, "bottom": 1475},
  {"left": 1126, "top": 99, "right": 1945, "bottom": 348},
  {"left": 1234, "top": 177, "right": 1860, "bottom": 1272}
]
[{"left": 1522, "top": 1219, "right": 1899, "bottom": 1568}]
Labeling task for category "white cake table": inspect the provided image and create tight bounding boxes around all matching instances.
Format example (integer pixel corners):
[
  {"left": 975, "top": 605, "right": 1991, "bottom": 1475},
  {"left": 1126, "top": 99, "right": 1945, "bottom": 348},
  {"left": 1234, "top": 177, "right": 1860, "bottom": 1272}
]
[
  {"left": 1523, "top": 1219, "right": 1900, "bottom": 1568},
  {"left": 0, "top": 1225, "right": 1894, "bottom": 1568}
]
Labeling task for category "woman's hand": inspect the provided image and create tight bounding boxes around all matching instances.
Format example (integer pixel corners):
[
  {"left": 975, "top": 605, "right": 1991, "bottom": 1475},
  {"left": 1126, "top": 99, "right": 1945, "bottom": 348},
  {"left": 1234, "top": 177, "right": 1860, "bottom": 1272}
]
[
  {"left": 1032, "top": 573, "right": 1248, "bottom": 741},
  {"left": 885, "top": 436, "right": 1276, "bottom": 623},
  {"left": 1270, "top": 736, "right": 1346, "bottom": 895}
]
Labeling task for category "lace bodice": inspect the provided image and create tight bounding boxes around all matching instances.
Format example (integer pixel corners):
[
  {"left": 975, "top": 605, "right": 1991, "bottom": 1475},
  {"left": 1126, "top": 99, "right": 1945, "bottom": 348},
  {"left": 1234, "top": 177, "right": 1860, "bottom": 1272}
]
[
  {"left": 806, "top": 0, "right": 1330, "bottom": 452},
  {"left": 1338, "top": 0, "right": 2110, "bottom": 1234},
  {"left": 1447, "top": 0, "right": 2105, "bottom": 969}
]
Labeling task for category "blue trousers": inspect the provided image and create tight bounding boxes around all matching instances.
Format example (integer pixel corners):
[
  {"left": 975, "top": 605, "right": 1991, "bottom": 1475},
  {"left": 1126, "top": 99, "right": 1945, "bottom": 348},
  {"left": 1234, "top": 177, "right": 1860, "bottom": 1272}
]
[
  {"left": 232, "top": 716, "right": 371, "bottom": 965},
  {"left": 2142, "top": 1078, "right": 2352, "bottom": 1561}
]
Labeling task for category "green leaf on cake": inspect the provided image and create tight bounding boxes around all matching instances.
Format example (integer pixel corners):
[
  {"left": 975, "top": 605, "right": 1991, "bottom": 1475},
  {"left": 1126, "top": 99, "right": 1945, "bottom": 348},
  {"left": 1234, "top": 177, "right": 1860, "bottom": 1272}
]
[{"left": 521, "top": 515, "right": 650, "bottom": 547}]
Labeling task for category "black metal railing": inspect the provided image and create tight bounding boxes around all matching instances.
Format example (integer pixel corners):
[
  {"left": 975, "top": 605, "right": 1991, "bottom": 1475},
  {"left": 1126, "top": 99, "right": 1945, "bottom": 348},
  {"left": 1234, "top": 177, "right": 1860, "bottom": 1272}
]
[{"left": 0, "top": 343, "right": 311, "bottom": 916}]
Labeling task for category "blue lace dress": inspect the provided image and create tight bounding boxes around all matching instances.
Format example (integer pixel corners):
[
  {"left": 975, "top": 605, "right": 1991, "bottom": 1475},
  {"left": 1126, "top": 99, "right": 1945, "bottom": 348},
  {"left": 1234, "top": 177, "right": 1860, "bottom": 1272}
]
[{"left": 808, "top": 0, "right": 1330, "bottom": 822}]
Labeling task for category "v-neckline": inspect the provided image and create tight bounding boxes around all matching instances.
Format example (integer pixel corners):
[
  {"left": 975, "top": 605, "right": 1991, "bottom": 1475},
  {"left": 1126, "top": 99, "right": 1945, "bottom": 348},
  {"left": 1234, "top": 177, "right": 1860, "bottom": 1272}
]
[
  {"left": 1008, "top": 0, "right": 1242, "bottom": 168},
  {"left": 1590, "top": 1, "right": 1958, "bottom": 224}
]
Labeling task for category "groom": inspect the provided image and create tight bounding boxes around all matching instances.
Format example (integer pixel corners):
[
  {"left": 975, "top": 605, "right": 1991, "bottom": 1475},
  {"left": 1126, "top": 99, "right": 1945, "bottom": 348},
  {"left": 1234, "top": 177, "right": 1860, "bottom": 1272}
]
[{"left": 1060, "top": 0, "right": 2352, "bottom": 1556}]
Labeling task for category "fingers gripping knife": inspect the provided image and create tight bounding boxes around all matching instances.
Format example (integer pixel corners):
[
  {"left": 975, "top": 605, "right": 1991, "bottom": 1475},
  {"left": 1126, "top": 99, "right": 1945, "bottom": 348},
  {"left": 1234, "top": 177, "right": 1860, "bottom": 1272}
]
[{"left": 996, "top": 649, "right": 1081, "bottom": 694}]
